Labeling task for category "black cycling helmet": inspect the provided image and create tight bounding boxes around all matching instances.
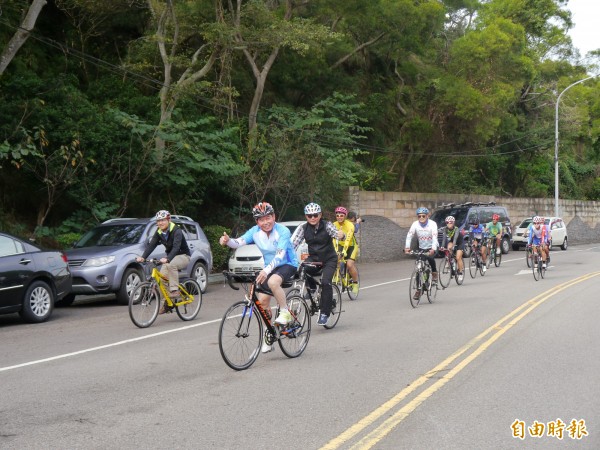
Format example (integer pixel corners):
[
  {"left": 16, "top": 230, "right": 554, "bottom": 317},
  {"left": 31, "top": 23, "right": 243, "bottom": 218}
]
[{"left": 252, "top": 202, "right": 275, "bottom": 219}]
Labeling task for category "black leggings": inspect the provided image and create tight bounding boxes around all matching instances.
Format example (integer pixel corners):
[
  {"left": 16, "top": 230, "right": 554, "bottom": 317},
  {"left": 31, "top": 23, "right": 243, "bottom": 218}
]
[{"left": 304, "top": 256, "right": 337, "bottom": 316}]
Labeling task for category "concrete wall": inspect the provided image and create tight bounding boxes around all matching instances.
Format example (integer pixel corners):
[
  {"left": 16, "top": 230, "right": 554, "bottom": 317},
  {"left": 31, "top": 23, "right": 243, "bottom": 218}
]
[{"left": 347, "top": 187, "right": 600, "bottom": 262}]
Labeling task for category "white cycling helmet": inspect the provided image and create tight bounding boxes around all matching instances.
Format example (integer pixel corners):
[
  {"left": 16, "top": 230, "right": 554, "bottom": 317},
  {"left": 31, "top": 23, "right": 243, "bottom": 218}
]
[
  {"left": 445, "top": 216, "right": 455, "bottom": 224},
  {"left": 155, "top": 210, "right": 171, "bottom": 220},
  {"left": 533, "top": 216, "right": 543, "bottom": 224},
  {"left": 304, "top": 202, "right": 321, "bottom": 215}
]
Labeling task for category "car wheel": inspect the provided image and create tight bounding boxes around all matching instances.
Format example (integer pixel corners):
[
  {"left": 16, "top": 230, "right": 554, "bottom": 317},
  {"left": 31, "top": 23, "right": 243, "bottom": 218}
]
[
  {"left": 117, "top": 267, "right": 143, "bottom": 305},
  {"left": 501, "top": 237, "right": 510, "bottom": 254},
  {"left": 561, "top": 237, "right": 568, "bottom": 251},
  {"left": 55, "top": 293, "right": 76, "bottom": 307},
  {"left": 192, "top": 261, "right": 209, "bottom": 293},
  {"left": 19, "top": 281, "right": 54, "bottom": 323}
]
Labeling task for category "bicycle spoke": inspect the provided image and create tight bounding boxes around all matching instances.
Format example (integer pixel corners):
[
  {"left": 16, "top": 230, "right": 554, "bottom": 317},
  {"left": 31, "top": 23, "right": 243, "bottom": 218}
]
[
  {"left": 279, "top": 296, "right": 311, "bottom": 357},
  {"left": 129, "top": 282, "right": 160, "bottom": 328},
  {"left": 219, "top": 301, "right": 262, "bottom": 371},
  {"left": 176, "top": 279, "right": 202, "bottom": 321},
  {"left": 324, "top": 284, "right": 342, "bottom": 329}
]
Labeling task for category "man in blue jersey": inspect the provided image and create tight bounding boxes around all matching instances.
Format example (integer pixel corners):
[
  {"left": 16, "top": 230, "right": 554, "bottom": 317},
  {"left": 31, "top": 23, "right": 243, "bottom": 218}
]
[{"left": 220, "top": 202, "right": 299, "bottom": 352}]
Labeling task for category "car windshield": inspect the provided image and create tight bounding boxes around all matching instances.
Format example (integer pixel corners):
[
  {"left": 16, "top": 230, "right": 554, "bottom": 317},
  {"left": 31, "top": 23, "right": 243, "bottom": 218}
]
[
  {"left": 75, "top": 224, "right": 146, "bottom": 247},
  {"left": 519, "top": 219, "right": 532, "bottom": 228},
  {"left": 430, "top": 209, "right": 469, "bottom": 228}
]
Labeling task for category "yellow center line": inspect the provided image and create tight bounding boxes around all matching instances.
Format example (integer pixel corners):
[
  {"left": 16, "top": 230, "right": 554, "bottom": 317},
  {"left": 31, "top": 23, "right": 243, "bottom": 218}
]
[{"left": 322, "top": 271, "right": 600, "bottom": 450}]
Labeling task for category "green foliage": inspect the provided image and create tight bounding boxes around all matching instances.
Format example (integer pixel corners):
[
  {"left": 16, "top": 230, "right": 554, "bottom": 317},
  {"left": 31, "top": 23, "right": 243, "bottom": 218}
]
[
  {"left": 203, "top": 225, "right": 231, "bottom": 272},
  {"left": 55, "top": 232, "right": 82, "bottom": 250}
]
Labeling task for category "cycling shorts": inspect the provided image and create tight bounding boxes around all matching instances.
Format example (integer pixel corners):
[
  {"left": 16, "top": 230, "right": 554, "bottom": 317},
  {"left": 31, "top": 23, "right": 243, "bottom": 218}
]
[
  {"left": 342, "top": 245, "right": 358, "bottom": 261},
  {"left": 258, "top": 264, "right": 297, "bottom": 292}
]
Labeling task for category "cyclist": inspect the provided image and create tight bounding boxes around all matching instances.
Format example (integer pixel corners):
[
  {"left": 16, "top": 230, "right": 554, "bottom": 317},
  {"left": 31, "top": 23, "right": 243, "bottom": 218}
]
[
  {"left": 484, "top": 213, "right": 503, "bottom": 255},
  {"left": 440, "top": 216, "right": 464, "bottom": 276},
  {"left": 332, "top": 206, "right": 359, "bottom": 294},
  {"left": 347, "top": 211, "right": 363, "bottom": 234},
  {"left": 468, "top": 218, "right": 487, "bottom": 274},
  {"left": 136, "top": 210, "right": 191, "bottom": 313},
  {"left": 404, "top": 207, "right": 438, "bottom": 299},
  {"left": 291, "top": 202, "right": 344, "bottom": 325},
  {"left": 527, "top": 216, "right": 550, "bottom": 268},
  {"left": 219, "top": 202, "right": 298, "bottom": 353}
]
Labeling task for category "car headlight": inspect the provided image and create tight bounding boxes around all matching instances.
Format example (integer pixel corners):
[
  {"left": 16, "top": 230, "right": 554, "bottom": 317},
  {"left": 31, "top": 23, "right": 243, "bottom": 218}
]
[{"left": 83, "top": 256, "right": 116, "bottom": 267}]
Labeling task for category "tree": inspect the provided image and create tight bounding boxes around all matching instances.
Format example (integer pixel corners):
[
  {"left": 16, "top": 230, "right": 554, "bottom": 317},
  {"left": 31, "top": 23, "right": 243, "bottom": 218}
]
[{"left": 0, "top": 0, "right": 47, "bottom": 76}]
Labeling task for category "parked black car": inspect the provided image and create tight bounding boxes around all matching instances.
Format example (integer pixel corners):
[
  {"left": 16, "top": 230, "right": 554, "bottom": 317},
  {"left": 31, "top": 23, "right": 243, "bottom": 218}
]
[
  {"left": 0, "top": 232, "right": 72, "bottom": 323},
  {"left": 430, "top": 202, "right": 513, "bottom": 257},
  {"left": 64, "top": 216, "right": 213, "bottom": 305}
]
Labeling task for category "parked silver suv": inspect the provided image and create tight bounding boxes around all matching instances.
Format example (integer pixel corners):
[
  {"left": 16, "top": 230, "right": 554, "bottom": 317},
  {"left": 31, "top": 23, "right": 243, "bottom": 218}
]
[{"left": 64, "top": 216, "right": 212, "bottom": 305}]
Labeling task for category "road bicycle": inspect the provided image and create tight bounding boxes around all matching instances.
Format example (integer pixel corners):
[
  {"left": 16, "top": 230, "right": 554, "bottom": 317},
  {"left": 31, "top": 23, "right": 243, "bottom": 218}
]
[
  {"left": 486, "top": 236, "right": 502, "bottom": 268},
  {"left": 408, "top": 250, "right": 438, "bottom": 308},
  {"left": 526, "top": 243, "right": 550, "bottom": 269},
  {"left": 218, "top": 271, "right": 311, "bottom": 371},
  {"left": 529, "top": 245, "right": 547, "bottom": 281},
  {"left": 128, "top": 259, "right": 202, "bottom": 328},
  {"left": 333, "top": 241, "right": 360, "bottom": 300},
  {"left": 438, "top": 248, "right": 464, "bottom": 288},
  {"left": 468, "top": 241, "right": 486, "bottom": 278},
  {"left": 286, "top": 261, "right": 342, "bottom": 329}
]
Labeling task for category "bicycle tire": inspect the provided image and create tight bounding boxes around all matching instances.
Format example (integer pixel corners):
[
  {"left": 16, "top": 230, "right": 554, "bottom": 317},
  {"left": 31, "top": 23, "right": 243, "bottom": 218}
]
[
  {"left": 409, "top": 269, "right": 422, "bottom": 308},
  {"left": 438, "top": 257, "right": 452, "bottom": 288},
  {"left": 485, "top": 250, "right": 492, "bottom": 269},
  {"left": 347, "top": 267, "right": 360, "bottom": 301},
  {"left": 176, "top": 279, "right": 202, "bottom": 321},
  {"left": 218, "top": 301, "right": 262, "bottom": 371},
  {"left": 427, "top": 279, "right": 438, "bottom": 303},
  {"left": 278, "top": 295, "right": 311, "bottom": 358},
  {"left": 540, "top": 259, "right": 546, "bottom": 279},
  {"left": 479, "top": 255, "right": 486, "bottom": 276},
  {"left": 325, "top": 283, "right": 342, "bottom": 329},
  {"left": 469, "top": 255, "right": 478, "bottom": 279},
  {"left": 526, "top": 248, "right": 532, "bottom": 268},
  {"left": 532, "top": 254, "right": 540, "bottom": 281},
  {"left": 494, "top": 249, "right": 502, "bottom": 267},
  {"left": 129, "top": 282, "right": 160, "bottom": 328}
]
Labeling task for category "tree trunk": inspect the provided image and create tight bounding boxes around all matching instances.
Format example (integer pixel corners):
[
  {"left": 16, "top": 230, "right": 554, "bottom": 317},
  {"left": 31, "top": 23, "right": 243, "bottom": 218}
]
[{"left": 0, "top": 0, "right": 47, "bottom": 76}]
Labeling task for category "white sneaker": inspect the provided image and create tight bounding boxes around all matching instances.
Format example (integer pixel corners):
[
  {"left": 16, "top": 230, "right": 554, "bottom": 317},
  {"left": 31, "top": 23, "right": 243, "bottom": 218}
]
[
  {"left": 542, "top": 263, "right": 547, "bottom": 269},
  {"left": 482, "top": 266, "right": 487, "bottom": 273},
  {"left": 274, "top": 309, "right": 293, "bottom": 325},
  {"left": 261, "top": 341, "right": 273, "bottom": 353}
]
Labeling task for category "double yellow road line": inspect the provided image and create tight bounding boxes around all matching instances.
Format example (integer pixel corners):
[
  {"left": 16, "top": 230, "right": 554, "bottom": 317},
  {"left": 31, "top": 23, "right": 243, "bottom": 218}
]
[{"left": 323, "top": 271, "right": 600, "bottom": 450}]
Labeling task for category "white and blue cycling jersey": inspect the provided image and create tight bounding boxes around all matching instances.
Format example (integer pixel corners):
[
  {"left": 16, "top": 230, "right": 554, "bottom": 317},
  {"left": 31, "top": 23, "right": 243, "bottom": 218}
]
[{"left": 229, "top": 222, "right": 298, "bottom": 274}]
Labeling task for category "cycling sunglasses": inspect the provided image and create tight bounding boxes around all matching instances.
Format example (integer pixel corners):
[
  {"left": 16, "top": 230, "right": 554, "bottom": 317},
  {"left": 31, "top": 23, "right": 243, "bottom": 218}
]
[
  {"left": 417, "top": 214, "right": 427, "bottom": 218},
  {"left": 306, "top": 213, "right": 320, "bottom": 219}
]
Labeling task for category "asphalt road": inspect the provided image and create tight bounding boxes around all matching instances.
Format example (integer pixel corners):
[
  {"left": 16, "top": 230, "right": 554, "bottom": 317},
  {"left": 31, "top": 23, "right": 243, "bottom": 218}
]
[{"left": 1, "top": 245, "right": 599, "bottom": 449}]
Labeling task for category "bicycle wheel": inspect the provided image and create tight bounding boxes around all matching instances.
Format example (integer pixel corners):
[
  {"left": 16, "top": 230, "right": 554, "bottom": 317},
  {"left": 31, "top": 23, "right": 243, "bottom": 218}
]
[
  {"left": 532, "top": 254, "right": 540, "bottom": 281},
  {"left": 494, "top": 249, "right": 502, "bottom": 267},
  {"left": 218, "top": 301, "right": 262, "bottom": 371},
  {"left": 347, "top": 267, "right": 360, "bottom": 301},
  {"left": 526, "top": 248, "right": 532, "bottom": 268},
  {"left": 324, "top": 284, "right": 342, "bottom": 329},
  {"left": 409, "top": 270, "right": 422, "bottom": 308},
  {"left": 438, "top": 257, "right": 452, "bottom": 288},
  {"left": 479, "top": 255, "right": 486, "bottom": 276},
  {"left": 485, "top": 249, "right": 492, "bottom": 269},
  {"left": 427, "top": 279, "right": 438, "bottom": 303},
  {"left": 540, "top": 259, "right": 546, "bottom": 279},
  {"left": 176, "top": 279, "right": 202, "bottom": 321},
  {"left": 469, "top": 255, "right": 478, "bottom": 279},
  {"left": 278, "top": 295, "right": 311, "bottom": 358},
  {"left": 129, "top": 282, "right": 160, "bottom": 328}
]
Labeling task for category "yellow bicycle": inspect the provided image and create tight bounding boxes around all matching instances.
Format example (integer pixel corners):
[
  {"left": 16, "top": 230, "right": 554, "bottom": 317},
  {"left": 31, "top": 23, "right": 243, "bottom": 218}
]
[
  {"left": 332, "top": 240, "right": 360, "bottom": 301},
  {"left": 128, "top": 259, "right": 202, "bottom": 328}
]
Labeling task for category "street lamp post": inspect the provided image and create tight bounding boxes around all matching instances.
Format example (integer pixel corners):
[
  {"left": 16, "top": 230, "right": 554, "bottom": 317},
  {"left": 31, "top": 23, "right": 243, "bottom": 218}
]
[{"left": 554, "top": 75, "right": 598, "bottom": 218}]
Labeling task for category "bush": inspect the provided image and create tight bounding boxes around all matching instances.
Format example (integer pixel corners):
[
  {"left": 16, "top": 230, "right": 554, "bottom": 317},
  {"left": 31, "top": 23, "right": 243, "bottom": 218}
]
[
  {"left": 204, "top": 225, "right": 231, "bottom": 272},
  {"left": 56, "top": 232, "right": 82, "bottom": 249}
]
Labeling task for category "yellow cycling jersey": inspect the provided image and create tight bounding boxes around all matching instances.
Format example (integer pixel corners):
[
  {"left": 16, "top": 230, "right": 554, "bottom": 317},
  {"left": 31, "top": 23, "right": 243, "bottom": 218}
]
[{"left": 333, "top": 219, "right": 356, "bottom": 250}]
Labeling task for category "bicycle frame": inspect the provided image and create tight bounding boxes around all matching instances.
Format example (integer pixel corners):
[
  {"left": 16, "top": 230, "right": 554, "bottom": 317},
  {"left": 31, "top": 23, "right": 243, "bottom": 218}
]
[
  {"left": 145, "top": 260, "right": 194, "bottom": 308},
  {"left": 223, "top": 272, "right": 299, "bottom": 339}
]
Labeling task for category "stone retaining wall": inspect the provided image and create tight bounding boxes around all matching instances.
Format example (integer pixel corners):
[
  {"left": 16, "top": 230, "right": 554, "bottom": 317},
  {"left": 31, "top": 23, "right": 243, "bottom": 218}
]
[{"left": 347, "top": 187, "right": 600, "bottom": 262}]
